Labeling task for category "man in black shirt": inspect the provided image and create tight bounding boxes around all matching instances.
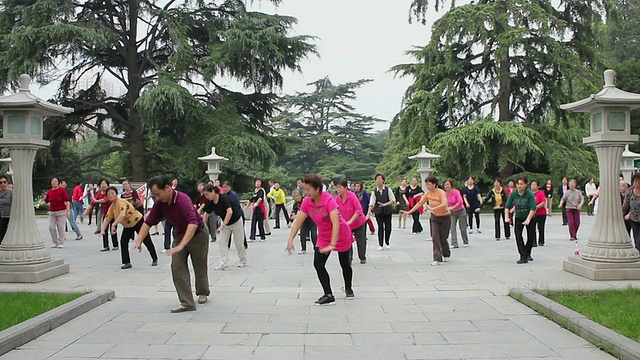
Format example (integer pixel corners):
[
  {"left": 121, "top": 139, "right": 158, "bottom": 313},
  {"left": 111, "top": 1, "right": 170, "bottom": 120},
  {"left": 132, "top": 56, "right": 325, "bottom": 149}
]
[{"left": 203, "top": 184, "right": 247, "bottom": 271}]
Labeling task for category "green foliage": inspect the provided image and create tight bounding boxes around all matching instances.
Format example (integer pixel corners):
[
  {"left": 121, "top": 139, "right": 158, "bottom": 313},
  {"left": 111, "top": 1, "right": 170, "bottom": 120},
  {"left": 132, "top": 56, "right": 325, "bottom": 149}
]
[
  {"left": 0, "top": 0, "right": 317, "bottom": 183},
  {"left": 272, "top": 77, "right": 386, "bottom": 187}
]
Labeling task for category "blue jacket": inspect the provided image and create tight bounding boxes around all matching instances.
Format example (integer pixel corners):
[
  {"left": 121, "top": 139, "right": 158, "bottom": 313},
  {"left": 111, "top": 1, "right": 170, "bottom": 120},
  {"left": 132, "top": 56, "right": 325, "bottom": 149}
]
[{"left": 355, "top": 190, "right": 370, "bottom": 213}]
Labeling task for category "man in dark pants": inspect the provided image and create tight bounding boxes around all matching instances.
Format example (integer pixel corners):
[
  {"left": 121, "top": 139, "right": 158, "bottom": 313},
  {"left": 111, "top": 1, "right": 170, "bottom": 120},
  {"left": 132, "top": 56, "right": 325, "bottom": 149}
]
[
  {"left": 136, "top": 176, "right": 209, "bottom": 313},
  {"left": 557, "top": 177, "right": 569, "bottom": 226}
]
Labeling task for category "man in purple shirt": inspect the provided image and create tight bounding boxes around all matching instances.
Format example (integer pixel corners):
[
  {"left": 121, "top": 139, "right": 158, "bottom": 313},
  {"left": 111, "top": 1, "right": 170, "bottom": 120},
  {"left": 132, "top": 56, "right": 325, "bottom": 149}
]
[{"left": 135, "top": 175, "right": 210, "bottom": 313}]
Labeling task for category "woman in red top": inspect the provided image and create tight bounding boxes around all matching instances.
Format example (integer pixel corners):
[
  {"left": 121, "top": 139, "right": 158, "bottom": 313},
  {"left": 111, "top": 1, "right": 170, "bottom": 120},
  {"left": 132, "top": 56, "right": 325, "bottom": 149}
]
[
  {"left": 42, "top": 177, "right": 70, "bottom": 248},
  {"left": 530, "top": 180, "right": 548, "bottom": 246}
]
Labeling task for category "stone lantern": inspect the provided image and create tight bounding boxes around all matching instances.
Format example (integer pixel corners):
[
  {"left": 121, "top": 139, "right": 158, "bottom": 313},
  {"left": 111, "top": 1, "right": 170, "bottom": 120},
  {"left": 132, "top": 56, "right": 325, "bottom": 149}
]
[
  {"left": 198, "top": 147, "right": 228, "bottom": 182},
  {"left": 0, "top": 74, "right": 72, "bottom": 282},
  {"left": 560, "top": 69, "right": 640, "bottom": 280},
  {"left": 408, "top": 145, "right": 440, "bottom": 186},
  {"left": 620, "top": 145, "right": 640, "bottom": 184}
]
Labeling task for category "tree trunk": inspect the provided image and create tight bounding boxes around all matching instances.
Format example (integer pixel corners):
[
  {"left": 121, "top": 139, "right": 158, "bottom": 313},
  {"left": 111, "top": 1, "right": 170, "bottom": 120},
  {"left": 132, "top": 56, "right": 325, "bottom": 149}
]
[
  {"left": 497, "top": 56, "right": 511, "bottom": 123},
  {"left": 126, "top": 0, "right": 148, "bottom": 182}
]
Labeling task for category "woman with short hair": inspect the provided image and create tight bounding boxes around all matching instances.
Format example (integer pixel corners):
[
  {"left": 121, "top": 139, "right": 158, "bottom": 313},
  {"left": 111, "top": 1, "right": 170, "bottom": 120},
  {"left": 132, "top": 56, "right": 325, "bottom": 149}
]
[
  {"left": 559, "top": 179, "right": 584, "bottom": 241},
  {"left": 367, "top": 173, "right": 396, "bottom": 250},
  {"left": 444, "top": 179, "right": 468, "bottom": 248},
  {"left": 335, "top": 180, "right": 367, "bottom": 264},
  {"left": 286, "top": 174, "right": 355, "bottom": 305},
  {"left": 42, "top": 177, "right": 70, "bottom": 248},
  {"left": 506, "top": 177, "right": 537, "bottom": 264}
]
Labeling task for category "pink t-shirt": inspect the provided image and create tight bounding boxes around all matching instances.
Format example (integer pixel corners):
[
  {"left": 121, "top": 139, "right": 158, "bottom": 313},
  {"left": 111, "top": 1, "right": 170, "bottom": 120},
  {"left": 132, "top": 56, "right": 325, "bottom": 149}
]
[
  {"left": 446, "top": 189, "right": 464, "bottom": 212},
  {"left": 301, "top": 192, "right": 353, "bottom": 252},
  {"left": 335, "top": 191, "right": 366, "bottom": 231},
  {"left": 534, "top": 190, "right": 547, "bottom": 216}
]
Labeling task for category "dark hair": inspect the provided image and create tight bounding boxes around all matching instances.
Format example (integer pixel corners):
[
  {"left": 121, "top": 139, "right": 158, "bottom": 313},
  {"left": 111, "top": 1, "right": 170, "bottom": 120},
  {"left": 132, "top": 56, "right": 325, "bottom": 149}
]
[
  {"left": 51, "top": 176, "right": 59, "bottom": 183},
  {"left": 255, "top": 179, "right": 263, "bottom": 188},
  {"left": 444, "top": 178, "right": 455, "bottom": 188},
  {"left": 375, "top": 173, "right": 385, "bottom": 181},
  {"left": 468, "top": 176, "right": 475, "bottom": 181},
  {"left": 337, "top": 179, "right": 348, "bottom": 188},
  {"left": 354, "top": 182, "right": 363, "bottom": 191},
  {"left": 0, "top": 175, "right": 8, "bottom": 182},
  {"left": 531, "top": 180, "right": 541, "bottom": 187},
  {"left": 106, "top": 186, "right": 119, "bottom": 195},
  {"left": 494, "top": 178, "right": 502, "bottom": 185},
  {"left": 148, "top": 175, "right": 170, "bottom": 190},
  {"left": 632, "top": 173, "right": 640, "bottom": 184},
  {"left": 303, "top": 174, "right": 323, "bottom": 191},
  {"left": 222, "top": 181, "right": 232, "bottom": 187},
  {"left": 98, "top": 178, "right": 110, "bottom": 187},
  {"left": 196, "top": 182, "right": 204, "bottom": 188},
  {"left": 60, "top": 179, "right": 67, "bottom": 184},
  {"left": 508, "top": 179, "right": 515, "bottom": 185},
  {"left": 203, "top": 184, "right": 220, "bottom": 193},
  {"left": 425, "top": 175, "right": 438, "bottom": 186},
  {"left": 516, "top": 176, "right": 529, "bottom": 184}
]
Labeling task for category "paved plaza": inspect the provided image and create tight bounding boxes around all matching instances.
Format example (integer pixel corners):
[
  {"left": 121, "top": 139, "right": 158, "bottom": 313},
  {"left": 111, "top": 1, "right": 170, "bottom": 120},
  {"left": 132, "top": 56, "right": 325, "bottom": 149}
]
[{"left": 1, "top": 213, "right": 639, "bottom": 359}]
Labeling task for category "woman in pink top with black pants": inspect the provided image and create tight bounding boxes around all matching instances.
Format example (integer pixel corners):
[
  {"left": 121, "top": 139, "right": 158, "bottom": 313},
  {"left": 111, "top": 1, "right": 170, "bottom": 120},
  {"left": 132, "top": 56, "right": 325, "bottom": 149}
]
[
  {"left": 287, "top": 174, "right": 355, "bottom": 306},
  {"left": 335, "top": 180, "right": 367, "bottom": 264}
]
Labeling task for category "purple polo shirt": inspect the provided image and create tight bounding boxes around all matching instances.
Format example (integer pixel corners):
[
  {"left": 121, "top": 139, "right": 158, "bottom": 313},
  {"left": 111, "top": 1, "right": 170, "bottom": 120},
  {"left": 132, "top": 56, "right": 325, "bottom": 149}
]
[{"left": 145, "top": 190, "right": 203, "bottom": 235}]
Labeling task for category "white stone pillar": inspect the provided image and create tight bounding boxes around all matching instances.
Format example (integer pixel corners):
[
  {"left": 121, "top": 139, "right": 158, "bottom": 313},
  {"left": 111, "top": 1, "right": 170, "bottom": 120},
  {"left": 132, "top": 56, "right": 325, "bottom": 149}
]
[
  {"left": 0, "top": 147, "right": 50, "bottom": 264},
  {"left": 582, "top": 145, "right": 639, "bottom": 263}
]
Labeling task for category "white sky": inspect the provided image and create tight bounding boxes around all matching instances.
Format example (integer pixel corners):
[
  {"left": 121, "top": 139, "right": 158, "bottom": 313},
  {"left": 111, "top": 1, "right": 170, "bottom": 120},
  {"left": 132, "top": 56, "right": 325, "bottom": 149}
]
[
  {"left": 33, "top": 0, "right": 449, "bottom": 131},
  {"left": 243, "top": 0, "right": 438, "bottom": 130}
]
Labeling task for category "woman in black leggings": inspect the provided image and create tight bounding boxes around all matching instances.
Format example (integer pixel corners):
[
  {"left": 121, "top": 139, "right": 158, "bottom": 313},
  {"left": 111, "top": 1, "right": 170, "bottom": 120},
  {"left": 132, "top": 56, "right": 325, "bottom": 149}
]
[
  {"left": 287, "top": 174, "right": 355, "bottom": 306},
  {"left": 367, "top": 173, "right": 396, "bottom": 250},
  {"left": 463, "top": 177, "right": 483, "bottom": 233}
]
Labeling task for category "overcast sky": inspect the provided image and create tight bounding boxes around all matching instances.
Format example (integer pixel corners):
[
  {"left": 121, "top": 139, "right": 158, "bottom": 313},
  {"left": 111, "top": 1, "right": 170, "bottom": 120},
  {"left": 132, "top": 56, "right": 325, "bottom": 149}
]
[{"left": 242, "top": 0, "right": 438, "bottom": 130}]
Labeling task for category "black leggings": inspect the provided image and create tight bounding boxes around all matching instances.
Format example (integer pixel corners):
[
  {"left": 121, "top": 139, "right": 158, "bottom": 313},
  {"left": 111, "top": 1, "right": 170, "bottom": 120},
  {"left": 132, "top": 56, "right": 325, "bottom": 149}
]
[
  {"left": 375, "top": 213, "right": 392, "bottom": 246},
  {"left": 533, "top": 215, "right": 546, "bottom": 245},
  {"left": 102, "top": 220, "right": 118, "bottom": 249},
  {"left": 314, "top": 247, "right": 352, "bottom": 295},
  {"left": 467, "top": 208, "right": 480, "bottom": 230}
]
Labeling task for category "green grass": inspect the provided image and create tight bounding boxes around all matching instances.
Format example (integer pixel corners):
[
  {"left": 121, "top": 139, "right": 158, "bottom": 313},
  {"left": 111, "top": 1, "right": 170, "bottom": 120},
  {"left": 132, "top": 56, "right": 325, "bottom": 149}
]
[
  {"left": 0, "top": 292, "right": 86, "bottom": 331},
  {"left": 542, "top": 288, "right": 640, "bottom": 342}
]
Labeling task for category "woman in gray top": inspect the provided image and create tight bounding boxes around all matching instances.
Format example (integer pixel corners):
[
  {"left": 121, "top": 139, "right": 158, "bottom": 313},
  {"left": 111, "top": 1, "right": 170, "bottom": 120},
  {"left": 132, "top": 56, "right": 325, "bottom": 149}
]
[
  {"left": 622, "top": 173, "right": 640, "bottom": 252},
  {"left": 0, "top": 175, "right": 12, "bottom": 244}
]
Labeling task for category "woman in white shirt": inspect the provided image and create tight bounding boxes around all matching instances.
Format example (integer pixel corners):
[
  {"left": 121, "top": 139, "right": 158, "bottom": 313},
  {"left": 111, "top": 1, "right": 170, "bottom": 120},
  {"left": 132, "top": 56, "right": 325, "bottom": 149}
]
[{"left": 585, "top": 178, "right": 597, "bottom": 216}]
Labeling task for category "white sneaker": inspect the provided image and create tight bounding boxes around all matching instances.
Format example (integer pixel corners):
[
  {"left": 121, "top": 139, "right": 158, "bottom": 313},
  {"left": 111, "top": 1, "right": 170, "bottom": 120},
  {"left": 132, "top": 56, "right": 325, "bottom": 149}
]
[
  {"left": 57, "top": 244, "right": 65, "bottom": 248},
  {"left": 427, "top": 237, "right": 433, "bottom": 241},
  {"left": 385, "top": 244, "right": 391, "bottom": 249},
  {"left": 443, "top": 257, "right": 450, "bottom": 262},
  {"left": 161, "top": 249, "right": 167, "bottom": 253},
  {"left": 215, "top": 265, "right": 231, "bottom": 271},
  {"left": 51, "top": 244, "right": 59, "bottom": 248},
  {"left": 377, "top": 246, "right": 383, "bottom": 251},
  {"left": 463, "top": 244, "right": 469, "bottom": 247},
  {"left": 468, "top": 229, "right": 474, "bottom": 234},
  {"left": 237, "top": 262, "right": 247, "bottom": 268},
  {"left": 430, "top": 261, "right": 439, "bottom": 266},
  {"left": 477, "top": 229, "right": 482, "bottom": 233}
]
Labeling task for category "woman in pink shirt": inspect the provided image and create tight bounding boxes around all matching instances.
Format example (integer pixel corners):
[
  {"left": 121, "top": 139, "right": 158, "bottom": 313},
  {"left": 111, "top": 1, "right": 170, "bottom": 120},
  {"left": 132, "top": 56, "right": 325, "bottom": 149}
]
[
  {"left": 444, "top": 179, "right": 469, "bottom": 248},
  {"left": 335, "top": 180, "right": 367, "bottom": 264},
  {"left": 287, "top": 174, "right": 354, "bottom": 306},
  {"left": 530, "top": 180, "right": 548, "bottom": 246}
]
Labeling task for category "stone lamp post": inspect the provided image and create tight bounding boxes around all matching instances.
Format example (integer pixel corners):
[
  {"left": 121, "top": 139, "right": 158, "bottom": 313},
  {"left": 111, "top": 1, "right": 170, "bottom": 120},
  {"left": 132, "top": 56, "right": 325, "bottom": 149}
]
[
  {"left": 198, "top": 147, "right": 228, "bottom": 182},
  {"left": 408, "top": 145, "right": 440, "bottom": 186},
  {"left": 560, "top": 69, "right": 640, "bottom": 280},
  {"left": 0, "top": 74, "right": 73, "bottom": 282},
  {"left": 620, "top": 145, "right": 640, "bottom": 185}
]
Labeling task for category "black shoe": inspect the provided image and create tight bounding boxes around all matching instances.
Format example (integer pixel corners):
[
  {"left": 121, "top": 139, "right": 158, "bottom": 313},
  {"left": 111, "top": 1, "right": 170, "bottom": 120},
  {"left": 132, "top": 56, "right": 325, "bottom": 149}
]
[
  {"left": 273, "top": 227, "right": 281, "bottom": 229},
  {"left": 517, "top": 258, "right": 528, "bottom": 264},
  {"left": 100, "top": 248, "right": 110, "bottom": 252},
  {"left": 506, "top": 237, "right": 510, "bottom": 240},
  {"left": 527, "top": 256, "right": 533, "bottom": 261},
  {"left": 151, "top": 260, "right": 158, "bottom": 266},
  {"left": 532, "top": 242, "right": 537, "bottom": 247},
  {"left": 314, "top": 294, "right": 335, "bottom": 306},
  {"left": 452, "top": 245, "right": 459, "bottom": 248},
  {"left": 94, "top": 231, "right": 100, "bottom": 234},
  {"left": 360, "top": 259, "right": 366, "bottom": 264},
  {"left": 265, "top": 232, "right": 272, "bottom": 236},
  {"left": 539, "top": 242, "right": 544, "bottom": 246},
  {"left": 121, "top": 263, "right": 132, "bottom": 269},
  {"left": 562, "top": 223, "right": 567, "bottom": 226},
  {"left": 113, "top": 247, "right": 118, "bottom": 251},
  {"left": 345, "top": 289, "right": 355, "bottom": 300}
]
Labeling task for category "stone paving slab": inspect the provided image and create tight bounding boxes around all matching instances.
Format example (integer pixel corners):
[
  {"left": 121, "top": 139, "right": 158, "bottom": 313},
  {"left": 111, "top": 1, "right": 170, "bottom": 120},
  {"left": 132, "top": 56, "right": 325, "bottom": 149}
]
[{"left": 1, "top": 214, "right": 638, "bottom": 359}]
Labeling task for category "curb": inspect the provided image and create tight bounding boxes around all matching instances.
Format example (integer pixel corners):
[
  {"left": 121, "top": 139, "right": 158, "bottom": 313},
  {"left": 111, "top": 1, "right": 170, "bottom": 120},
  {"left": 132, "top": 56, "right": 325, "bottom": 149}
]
[
  {"left": 0, "top": 290, "right": 115, "bottom": 357},
  {"left": 510, "top": 288, "right": 640, "bottom": 360}
]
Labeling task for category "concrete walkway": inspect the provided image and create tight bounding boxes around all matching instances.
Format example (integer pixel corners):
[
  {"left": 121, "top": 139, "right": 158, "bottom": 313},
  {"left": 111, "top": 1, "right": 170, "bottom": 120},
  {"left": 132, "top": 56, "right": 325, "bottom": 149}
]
[{"left": 1, "top": 213, "right": 638, "bottom": 359}]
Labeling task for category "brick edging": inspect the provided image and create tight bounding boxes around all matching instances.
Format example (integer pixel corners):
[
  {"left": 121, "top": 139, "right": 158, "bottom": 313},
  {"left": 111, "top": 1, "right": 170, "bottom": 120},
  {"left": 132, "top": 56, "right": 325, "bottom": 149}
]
[
  {"left": 0, "top": 290, "right": 115, "bottom": 356},
  {"left": 510, "top": 288, "right": 640, "bottom": 360}
]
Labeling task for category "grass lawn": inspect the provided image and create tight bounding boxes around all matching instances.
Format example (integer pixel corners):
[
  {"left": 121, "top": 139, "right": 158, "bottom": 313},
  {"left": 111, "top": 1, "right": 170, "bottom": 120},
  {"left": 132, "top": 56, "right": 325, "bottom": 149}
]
[
  {"left": 0, "top": 292, "right": 86, "bottom": 331},
  {"left": 542, "top": 288, "right": 640, "bottom": 342}
]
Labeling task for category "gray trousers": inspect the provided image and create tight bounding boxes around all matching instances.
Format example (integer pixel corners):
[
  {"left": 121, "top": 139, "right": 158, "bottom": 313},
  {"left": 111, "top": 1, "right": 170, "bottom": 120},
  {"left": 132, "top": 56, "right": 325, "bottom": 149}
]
[
  {"left": 171, "top": 225, "right": 210, "bottom": 309},
  {"left": 218, "top": 219, "right": 247, "bottom": 267},
  {"left": 449, "top": 208, "right": 469, "bottom": 247}
]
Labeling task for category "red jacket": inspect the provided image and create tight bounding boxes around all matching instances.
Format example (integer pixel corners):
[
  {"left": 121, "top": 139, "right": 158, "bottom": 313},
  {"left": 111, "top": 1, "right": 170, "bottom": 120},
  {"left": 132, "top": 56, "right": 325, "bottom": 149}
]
[
  {"left": 45, "top": 187, "right": 69, "bottom": 212},
  {"left": 72, "top": 185, "right": 84, "bottom": 202}
]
